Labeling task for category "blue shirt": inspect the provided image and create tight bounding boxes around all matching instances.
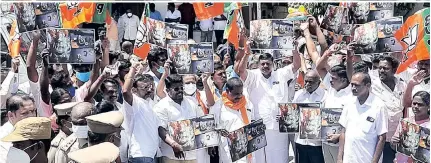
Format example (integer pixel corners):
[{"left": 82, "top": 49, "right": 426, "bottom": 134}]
[{"left": 150, "top": 11, "right": 163, "bottom": 21}]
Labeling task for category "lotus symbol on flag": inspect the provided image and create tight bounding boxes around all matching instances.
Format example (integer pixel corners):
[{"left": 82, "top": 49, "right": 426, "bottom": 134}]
[{"left": 401, "top": 24, "right": 419, "bottom": 53}]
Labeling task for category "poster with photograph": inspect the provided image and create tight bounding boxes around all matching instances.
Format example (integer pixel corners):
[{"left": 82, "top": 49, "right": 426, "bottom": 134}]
[
  {"left": 279, "top": 103, "right": 300, "bottom": 133},
  {"left": 168, "top": 115, "right": 219, "bottom": 151},
  {"left": 414, "top": 126, "right": 430, "bottom": 163},
  {"left": 321, "top": 5, "right": 349, "bottom": 34},
  {"left": 250, "top": 19, "right": 293, "bottom": 50},
  {"left": 47, "top": 28, "right": 96, "bottom": 64},
  {"left": 169, "top": 42, "right": 214, "bottom": 74},
  {"left": 397, "top": 120, "right": 421, "bottom": 157},
  {"left": 321, "top": 108, "right": 342, "bottom": 140},
  {"left": 33, "top": 3, "right": 61, "bottom": 29},
  {"left": 339, "top": 24, "right": 355, "bottom": 36},
  {"left": 368, "top": 10, "right": 394, "bottom": 21},
  {"left": 353, "top": 22, "right": 378, "bottom": 54},
  {"left": 147, "top": 18, "right": 166, "bottom": 48},
  {"left": 299, "top": 105, "right": 322, "bottom": 140},
  {"left": 348, "top": 3, "right": 371, "bottom": 24},
  {"left": 14, "top": 3, "right": 36, "bottom": 33},
  {"left": 166, "top": 23, "right": 188, "bottom": 44},
  {"left": 377, "top": 37, "right": 403, "bottom": 53},
  {"left": 228, "top": 119, "right": 267, "bottom": 162},
  {"left": 370, "top": 3, "right": 394, "bottom": 11},
  {"left": 19, "top": 29, "right": 47, "bottom": 68},
  {"left": 375, "top": 17, "right": 403, "bottom": 38}
]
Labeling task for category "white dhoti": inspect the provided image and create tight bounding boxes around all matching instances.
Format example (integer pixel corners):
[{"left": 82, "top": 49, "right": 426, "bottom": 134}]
[{"left": 253, "top": 130, "right": 289, "bottom": 163}]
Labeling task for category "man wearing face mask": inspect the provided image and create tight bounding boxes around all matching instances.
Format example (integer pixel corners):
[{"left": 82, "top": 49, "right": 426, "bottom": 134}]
[
  {"left": 153, "top": 74, "right": 204, "bottom": 163},
  {"left": 118, "top": 9, "right": 139, "bottom": 45},
  {"left": 292, "top": 70, "right": 327, "bottom": 163},
  {"left": 235, "top": 40, "right": 300, "bottom": 163},
  {"left": 2, "top": 117, "right": 52, "bottom": 163},
  {"left": 54, "top": 102, "right": 95, "bottom": 163},
  {"left": 47, "top": 102, "right": 76, "bottom": 163},
  {"left": 146, "top": 49, "right": 168, "bottom": 99}
]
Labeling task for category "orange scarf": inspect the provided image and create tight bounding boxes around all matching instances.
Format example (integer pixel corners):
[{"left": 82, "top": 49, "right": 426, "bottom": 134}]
[
  {"left": 221, "top": 92, "right": 249, "bottom": 124},
  {"left": 196, "top": 91, "right": 208, "bottom": 114}
]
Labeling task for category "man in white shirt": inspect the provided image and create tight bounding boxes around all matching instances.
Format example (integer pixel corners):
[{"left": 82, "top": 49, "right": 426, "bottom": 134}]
[
  {"left": 210, "top": 77, "right": 254, "bottom": 163},
  {"left": 165, "top": 3, "right": 181, "bottom": 23},
  {"left": 199, "top": 18, "right": 213, "bottom": 43},
  {"left": 338, "top": 72, "right": 387, "bottom": 163},
  {"left": 118, "top": 9, "right": 140, "bottom": 45},
  {"left": 153, "top": 74, "right": 204, "bottom": 163},
  {"left": 369, "top": 56, "right": 405, "bottom": 163},
  {"left": 292, "top": 70, "right": 327, "bottom": 163},
  {"left": 122, "top": 62, "right": 160, "bottom": 163},
  {"left": 235, "top": 45, "right": 300, "bottom": 162},
  {"left": 0, "top": 57, "right": 19, "bottom": 109},
  {"left": 213, "top": 14, "right": 227, "bottom": 46}
]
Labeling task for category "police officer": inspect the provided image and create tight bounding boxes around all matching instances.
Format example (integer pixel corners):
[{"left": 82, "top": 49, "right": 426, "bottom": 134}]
[
  {"left": 68, "top": 142, "right": 121, "bottom": 163},
  {"left": 86, "top": 111, "right": 124, "bottom": 147}
]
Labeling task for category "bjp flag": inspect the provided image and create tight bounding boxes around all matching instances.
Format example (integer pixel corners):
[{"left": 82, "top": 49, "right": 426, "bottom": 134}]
[
  {"left": 193, "top": 3, "right": 224, "bottom": 21},
  {"left": 8, "top": 20, "right": 20, "bottom": 58},
  {"left": 394, "top": 8, "right": 430, "bottom": 73},
  {"left": 133, "top": 3, "right": 151, "bottom": 60},
  {"left": 223, "top": 9, "right": 244, "bottom": 49},
  {"left": 59, "top": 2, "right": 95, "bottom": 28}
]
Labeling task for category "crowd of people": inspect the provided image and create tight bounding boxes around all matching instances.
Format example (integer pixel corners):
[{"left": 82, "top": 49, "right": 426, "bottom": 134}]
[{"left": 0, "top": 2, "right": 430, "bottom": 163}]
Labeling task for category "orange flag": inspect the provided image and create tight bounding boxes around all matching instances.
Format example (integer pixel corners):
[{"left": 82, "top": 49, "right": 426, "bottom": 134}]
[
  {"left": 133, "top": 3, "right": 151, "bottom": 60},
  {"left": 193, "top": 3, "right": 224, "bottom": 21},
  {"left": 8, "top": 20, "right": 20, "bottom": 58},
  {"left": 394, "top": 8, "right": 430, "bottom": 73},
  {"left": 224, "top": 9, "right": 244, "bottom": 49},
  {"left": 59, "top": 3, "right": 95, "bottom": 28}
]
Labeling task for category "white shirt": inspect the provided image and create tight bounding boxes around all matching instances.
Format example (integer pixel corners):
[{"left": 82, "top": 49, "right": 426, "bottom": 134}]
[
  {"left": 0, "top": 122, "right": 14, "bottom": 161},
  {"left": 199, "top": 19, "right": 213, "bottom": 31},
  {"left": 244, "top": 65, "right": 295, "bottom": 130},
  {"left": 210, "top": 99, "right": 254, "bottom": 163},
  {"left": 292, "top": 87, "right": 327, "bottom": 146},
  {"left": 121, "top": 94, "right": 161, "bottom": 158},
  {"left": 371, "top": 76, "right": 406, "bottom": 141},
  {"left": 118, "top": 14, "right": 140, "bottom": 40},
  {"left": 339, "top": 93, "right": 387, "bottom": 163},
  {"left": 165, "top": 10, "right": 181, "bottom": 20},
  {"left": 0, "top": 72, "right": 18, "bottom": 109},
  {"left": 322, "top": 74, "right": 352, "bottom": 108},
  {"left": 153, "top": 96, "right": 204, "bottom": 160},
  {"left": 213, "top": 14, "right": 227, "bottom": 31}
]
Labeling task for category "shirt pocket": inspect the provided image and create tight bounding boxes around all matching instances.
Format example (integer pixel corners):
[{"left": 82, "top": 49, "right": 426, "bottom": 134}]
[{"left": 361, "top": 116, "right": 376, "bottom": 133}]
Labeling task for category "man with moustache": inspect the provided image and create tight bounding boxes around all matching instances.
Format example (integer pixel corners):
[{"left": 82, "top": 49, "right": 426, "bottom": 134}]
[
  {"left": 235, "top": 40, "right": 300, "bottom": 162},
  {"left": 154, "top": 74, "right": 204, "bottom": 163},
  {"left": 337, "top": 72, "right": 387, "bottom": 163},
  {"left": 121, "top": 62, "right": 161, "bottom": 163}
]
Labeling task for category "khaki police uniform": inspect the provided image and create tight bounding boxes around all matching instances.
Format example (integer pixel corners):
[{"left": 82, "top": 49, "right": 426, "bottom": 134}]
[{"left": 48, "top": 102, "right": 78, "bottom": 163}]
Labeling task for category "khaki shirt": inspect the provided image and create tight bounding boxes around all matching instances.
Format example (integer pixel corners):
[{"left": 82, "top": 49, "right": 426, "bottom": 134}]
[
  {"left": 54, "top": 133, "right": 88, "bottom": 163},
  {"left": 47, "top": 130, "right": 67, "bottom": 163}
]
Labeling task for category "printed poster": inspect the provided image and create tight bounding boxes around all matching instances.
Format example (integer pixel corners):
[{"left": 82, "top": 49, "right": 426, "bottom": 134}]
[
  {"left": 19, "top": 29, "right": 47, "bottom": 68},
  {"left": 321, "top": 5, "right": 349, "bottom": 34},
  {"left": 14, "top": 3, "right": 60, "bottom": 33},
  {"left": 299, "top": 105, "right": 322, "bottom": 140},
  {"left": 168, "top": 42, "right": 214, "bottom": 74},
  {"left": 165, "top": 23, "right": 188, "bottom": 44},
  {"left": 228, "top": 119, "right": 267, "bottom": 162},
  {"left": 321, "top": 108, "right": 342, "bottom": 140},
  {"left": 250, "top": 19, "right": 294, "bottom": 50},
  {"left": 279, "top": 103, "right": 300, "bottom": 133}
]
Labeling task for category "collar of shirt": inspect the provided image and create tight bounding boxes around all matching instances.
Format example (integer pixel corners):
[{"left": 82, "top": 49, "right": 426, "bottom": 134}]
[
  {"left": 355, "top": 92, "right": 376, "bottom": 107},
  {"left": 294, "top": 87, "right": 326, "bottom": 103},
  {"left": 213, "top": 84, "right": 226, "bottom": 97}
]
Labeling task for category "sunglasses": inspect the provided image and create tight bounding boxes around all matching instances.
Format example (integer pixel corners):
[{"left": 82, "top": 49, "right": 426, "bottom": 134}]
[{"left": 171, "top": 87, "right": 184, "bottom": 92}]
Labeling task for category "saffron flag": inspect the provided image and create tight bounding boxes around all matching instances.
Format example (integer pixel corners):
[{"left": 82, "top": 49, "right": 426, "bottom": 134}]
[
  {"left": 133, "top": 3, "right": 151, "bottom": 60},
  {"left": 223, "top": 9, "right": 244, "bottom": 49},
  {"left": 394, "top": 8, "right": 430, "bottom": 73},
  {"left": 59, "top": 2, "right": 95, "bottom": 28},
  {"left": 193, "top": 3, "right": 224, "bottom": 21},
  {"left": 8, "top": 20, "right": 20, "bottom": 58}
]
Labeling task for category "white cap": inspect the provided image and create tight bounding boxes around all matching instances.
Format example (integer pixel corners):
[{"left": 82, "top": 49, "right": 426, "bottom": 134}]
[{"left": 7, "top": 147, "right": 30, "bottom": 163}]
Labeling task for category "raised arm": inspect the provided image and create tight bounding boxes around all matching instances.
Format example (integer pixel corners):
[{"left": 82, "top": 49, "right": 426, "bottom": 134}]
[
  {"left": 308, "top": 16, "right": 328, "bottom": 53},
  {"left": 402, "top": 70, "right": 426, "bottom": 109},
  {"left": 346, "top": 43, "right": 355, "bottom": 81},
  {"left": 202, "top": 73, "right": 215, "bottom": 107},
  {"left": 234, "top": 34, "right": 250, "bottom": 81},
  {"left": 0, "top": 57, "right": 19, "bottom": 108},
  {"left": 291, "top": 44, "right": 301, "bottom": 73},
  {"left": 300, "top": 22, "right": 320, "bottom": 65},
  {"left": 316, "top": 44, "right": 338, "bottom": 79},
  {"left": 40, "top": 53, "right": 51, "bottom": 104},
  {"left": 156, "top": 61, "right": 171, "bottom": 99},
  {"left": 27, "top": 31, "right": 41, "bottom": 83},
  {"left": 83, "top": 60, "right": 107, "bottom": 103},
  {"left": 100, "top": 39, "right": 110, "bottom": 70},
  {"left": 122, "top": 62, "right": 139, "bottom": 105}
]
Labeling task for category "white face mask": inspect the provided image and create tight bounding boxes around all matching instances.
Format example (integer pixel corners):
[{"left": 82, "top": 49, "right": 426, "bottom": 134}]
[
  {"left": 184, "top": 83, "right": 197, "bottom": 95},
  {"left": 72, "top": 125, "right": 89, "bottom": 139},
  {"left": 127, "top": 13, "right": 133, "bottom": 17}
]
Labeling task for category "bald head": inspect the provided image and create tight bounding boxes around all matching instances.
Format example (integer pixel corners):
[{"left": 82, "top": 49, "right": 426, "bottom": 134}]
[
  {"left": 71, "top": 102, "right": 95, "bottom": 125},
  {"left": 122, "top": 41, "right": 133, "bottom": 54},
  {"left": 304, "top": 70, "right": 321, "bottom": 93}
]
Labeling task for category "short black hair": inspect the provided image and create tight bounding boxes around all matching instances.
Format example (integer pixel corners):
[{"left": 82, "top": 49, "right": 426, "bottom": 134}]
[
  {"left": 150, "top": 3, "right": 155, "bottom": 8},
  {"left": 133, "top": 74, "right": 154, "bottom": 88},
  {"left": 212, "top": 63, "right": 225, "bottom": 76},
  {"left": 258, "top": 53, "right": 274, "bottom": 62},
  {"left": 226, "top": 77, "right": 243, "bottom": 91},
  {"left": 329, "top": 65, "right": 349, "bottom": 82},
  {"left": 51, "top": 88, "right": 70, "bottom": 106},
  {"left": 379, "top": 55, "right": 400, "bottom": 72},
  {"left": 88, "top": 131, "right": 108, "bottom": 145},
  {"left": 413, "top": 91, "right": 430, "bottom": 107},
  {"left": 118, "top": 59, "right": 131, "bottom": 71},
  {"left": 50, "top": 70, "right": 69, "bottom": 89},
  {"left": 95, "top": 100, "right": 118, "bottom": 114},
  {"left": 101, "top": 78, "right": 119, "bottom": 92},
  {"left": 165, "top": 74, "right": 183, "bottom": 89},
  {"left": 372, "top": 55, "right": 384, "bottom": 64},
  {"left": 147, "top": 48, "right": 168, "bottom": 69},
  {"left": 168, "top": 3, "right": 175, "bottom": 7},
  {"left": 6, "top": 94, "right": 35, "bottom": 113},
  {"left": 109, "top": 51, "right": 120, "bottom": 65},
  {"left": 353, "top": 61, "right": 369, "bottom": 74},
  {"left": 354, "top": 72, "right": 371, "bottom": 85}
]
